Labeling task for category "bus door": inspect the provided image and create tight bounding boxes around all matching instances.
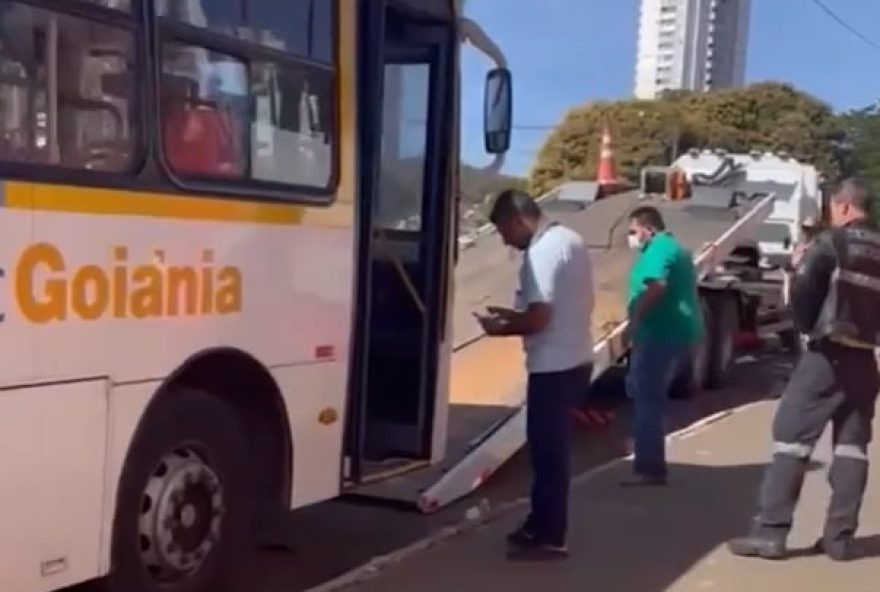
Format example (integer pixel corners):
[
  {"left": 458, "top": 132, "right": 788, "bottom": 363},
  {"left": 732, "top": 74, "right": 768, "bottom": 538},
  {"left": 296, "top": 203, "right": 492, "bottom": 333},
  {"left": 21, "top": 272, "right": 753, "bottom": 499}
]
[{"left": 348, "top": 4, "right": 455, "bottom": 476}]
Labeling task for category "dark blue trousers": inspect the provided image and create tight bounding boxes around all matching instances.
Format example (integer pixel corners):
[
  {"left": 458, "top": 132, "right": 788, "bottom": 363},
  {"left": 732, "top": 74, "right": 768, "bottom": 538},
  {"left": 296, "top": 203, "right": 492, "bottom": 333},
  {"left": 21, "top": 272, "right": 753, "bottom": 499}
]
[
  {"left": 626, "top": 341, "right": 691, "bottom": 478},
  {"left": 524, "top": 363, "right": 591, "bottom": 546}
]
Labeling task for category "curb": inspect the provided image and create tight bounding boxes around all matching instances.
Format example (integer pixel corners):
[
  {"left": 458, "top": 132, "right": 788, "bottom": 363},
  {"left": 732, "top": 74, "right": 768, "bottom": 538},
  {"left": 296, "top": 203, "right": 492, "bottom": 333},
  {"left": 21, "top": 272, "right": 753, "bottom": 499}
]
[{"left": 305, "top": 398, "right": 772, "bottom": 591}]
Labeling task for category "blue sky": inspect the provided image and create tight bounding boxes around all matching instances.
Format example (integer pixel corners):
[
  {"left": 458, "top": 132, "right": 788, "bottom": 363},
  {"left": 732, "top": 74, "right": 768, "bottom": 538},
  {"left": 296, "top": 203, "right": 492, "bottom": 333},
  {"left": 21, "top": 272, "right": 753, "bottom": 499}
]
[{"left": 459, "top": 0, "right": 880, "bottom": 176}]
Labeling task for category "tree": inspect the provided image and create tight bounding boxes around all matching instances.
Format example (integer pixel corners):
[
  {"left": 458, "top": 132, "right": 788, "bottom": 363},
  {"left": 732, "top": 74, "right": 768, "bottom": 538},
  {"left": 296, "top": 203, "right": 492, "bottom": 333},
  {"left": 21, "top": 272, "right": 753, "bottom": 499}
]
[
  {"left": 836, "top": 102, "right": 880, "bottom": 226},
  {"left": 459, "top": 164, "right": 526, "bottom": 231},
  {"left": 529, "top": 82, "right": 844, "bottom": 196},
  {"left": 836, "top": 103, "right": 880, "bottom": 188},
  {"left": 371, "top": 156, "right": 524, "bottom": 231}
]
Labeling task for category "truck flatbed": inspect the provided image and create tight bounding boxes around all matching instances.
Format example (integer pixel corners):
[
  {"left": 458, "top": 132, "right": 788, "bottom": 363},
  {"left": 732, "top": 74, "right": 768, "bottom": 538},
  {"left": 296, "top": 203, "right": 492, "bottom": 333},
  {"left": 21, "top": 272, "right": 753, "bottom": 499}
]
[{"left": 454, "top": 190, "right": 757, "bottom": 347}]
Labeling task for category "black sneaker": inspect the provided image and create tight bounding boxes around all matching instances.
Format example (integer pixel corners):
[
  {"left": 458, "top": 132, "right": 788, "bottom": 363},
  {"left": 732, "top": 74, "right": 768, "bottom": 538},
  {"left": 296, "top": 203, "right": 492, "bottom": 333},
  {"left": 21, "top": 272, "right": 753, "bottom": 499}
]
[
  {"left": 506, "top": 526, "right": 537, "bottom": 549},
  {"left": 506, "top": 543, "right": 569, "bottom": 561}
]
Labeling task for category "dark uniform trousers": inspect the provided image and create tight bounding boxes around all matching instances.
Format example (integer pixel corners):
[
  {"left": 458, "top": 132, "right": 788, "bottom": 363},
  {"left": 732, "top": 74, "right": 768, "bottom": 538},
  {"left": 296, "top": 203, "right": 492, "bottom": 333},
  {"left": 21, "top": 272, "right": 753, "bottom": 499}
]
[
  {"left": 759, "top": 340, "right": 879, "bottom": 541},
  {"left": 524, "top": 362, "right": 592, "bottom": 547}
]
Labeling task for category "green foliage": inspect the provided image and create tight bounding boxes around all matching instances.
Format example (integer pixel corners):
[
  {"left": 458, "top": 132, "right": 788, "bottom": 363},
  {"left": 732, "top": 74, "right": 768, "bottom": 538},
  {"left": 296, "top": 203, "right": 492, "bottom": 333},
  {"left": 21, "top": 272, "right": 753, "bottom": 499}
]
[
  {"left": 836, "top": 102, "right": 880, "bottom": 226},
  {"left": 529, "top": 82, "right": 844, "bottom": 196},
  {"left": 374, "top": 157, "right": 523, "bottom": 231},
  {"left": 460, "top": 164, "right": 525, "bottom": 208},
  {"left": 459, "top": 164, "right": 525, "bottom": 230}
]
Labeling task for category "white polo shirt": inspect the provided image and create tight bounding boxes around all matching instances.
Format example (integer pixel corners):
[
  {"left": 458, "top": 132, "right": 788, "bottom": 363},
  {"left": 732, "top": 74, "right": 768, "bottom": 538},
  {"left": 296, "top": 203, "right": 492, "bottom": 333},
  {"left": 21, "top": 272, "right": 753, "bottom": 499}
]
[{"left": 514, "top": 219, "right": 595, "bottom": 374}]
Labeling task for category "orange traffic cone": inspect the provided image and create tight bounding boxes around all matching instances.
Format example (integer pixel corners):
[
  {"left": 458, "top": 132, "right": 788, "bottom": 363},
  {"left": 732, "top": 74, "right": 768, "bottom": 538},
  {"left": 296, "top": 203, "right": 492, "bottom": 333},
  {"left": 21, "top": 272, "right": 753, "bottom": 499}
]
[{"left": 597, "top": 123, "right": 619, "bottom": 196}]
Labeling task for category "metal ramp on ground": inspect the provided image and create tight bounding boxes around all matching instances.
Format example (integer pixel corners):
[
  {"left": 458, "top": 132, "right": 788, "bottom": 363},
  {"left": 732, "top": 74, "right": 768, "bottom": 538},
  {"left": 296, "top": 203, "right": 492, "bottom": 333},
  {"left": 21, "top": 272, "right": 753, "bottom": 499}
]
[{"left": 346, "top": 320, "right": 631, "bottom": 513}]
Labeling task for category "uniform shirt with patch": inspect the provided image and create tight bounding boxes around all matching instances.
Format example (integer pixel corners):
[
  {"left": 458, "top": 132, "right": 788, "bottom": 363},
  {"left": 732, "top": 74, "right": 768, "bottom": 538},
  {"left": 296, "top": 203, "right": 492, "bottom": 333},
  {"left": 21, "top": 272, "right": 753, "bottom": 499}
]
[{"left": 515, "top": 220, "right": 594, "bottom": 374}]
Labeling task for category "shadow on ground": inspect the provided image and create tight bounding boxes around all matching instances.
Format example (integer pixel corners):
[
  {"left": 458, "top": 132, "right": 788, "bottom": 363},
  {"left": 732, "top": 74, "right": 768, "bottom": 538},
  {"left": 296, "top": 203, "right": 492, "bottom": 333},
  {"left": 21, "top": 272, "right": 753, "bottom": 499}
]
[
  {"left": 348, "top": 452, "right": 875, "bottom": 592},
  {"left": 787, "top": 533, "right": 880, "bottom": 560}
]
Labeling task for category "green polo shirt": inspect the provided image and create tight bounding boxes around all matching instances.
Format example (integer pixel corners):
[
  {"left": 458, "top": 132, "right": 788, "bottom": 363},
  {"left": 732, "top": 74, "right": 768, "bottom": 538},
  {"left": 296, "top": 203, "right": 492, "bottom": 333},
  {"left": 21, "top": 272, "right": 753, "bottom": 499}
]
[{"left": 627, "top": 231, "right": 704, "bottom": 345}]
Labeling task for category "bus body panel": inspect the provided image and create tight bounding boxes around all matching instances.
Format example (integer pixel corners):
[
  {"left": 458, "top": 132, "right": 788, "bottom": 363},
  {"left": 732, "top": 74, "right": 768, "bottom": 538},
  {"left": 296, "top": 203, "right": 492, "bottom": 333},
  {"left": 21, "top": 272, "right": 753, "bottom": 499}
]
[
  {"left": 0, "top": 379, "right": 107, "bottom": 592},
  {"left": 0, "top": 202, "right": 356, "bottom": 586},
  {"left": 0, "top": 199, "right": 39, "bottom": 384},
  {"left": 99, "top": 379, "right": 157, "bottom": 577},
  {"left": 0, "top": 0, "right": 360, "bottom": 387},
  {"left": 0, "top": 2, "right": 360, "bottom": 588},
  {"left": 15, "top": 199, "right": 356, "bottom": 384},
  {"left": 272, "top": 362, "right": 348, "bottom": 507}
]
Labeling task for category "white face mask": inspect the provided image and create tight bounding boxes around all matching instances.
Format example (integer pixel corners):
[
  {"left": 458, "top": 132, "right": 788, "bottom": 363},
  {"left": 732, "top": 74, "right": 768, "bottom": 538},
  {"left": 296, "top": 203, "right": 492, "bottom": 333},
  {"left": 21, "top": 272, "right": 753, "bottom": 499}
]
[{"left": 627, "top": 233, "right": 642, "bottom": 250}]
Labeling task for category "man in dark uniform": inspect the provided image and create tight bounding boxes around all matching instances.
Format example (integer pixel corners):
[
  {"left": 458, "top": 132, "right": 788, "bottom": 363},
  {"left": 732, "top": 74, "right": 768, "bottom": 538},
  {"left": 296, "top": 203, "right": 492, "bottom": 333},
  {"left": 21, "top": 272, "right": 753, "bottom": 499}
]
[{"left": 728, "top": 177, "right": 880, "bottom": 561}]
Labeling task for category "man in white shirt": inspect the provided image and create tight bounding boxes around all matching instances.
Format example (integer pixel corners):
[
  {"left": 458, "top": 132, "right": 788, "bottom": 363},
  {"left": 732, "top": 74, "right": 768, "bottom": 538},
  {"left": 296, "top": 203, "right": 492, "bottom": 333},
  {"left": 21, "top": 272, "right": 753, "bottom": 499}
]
[{"left": 476, "top": 189, "right": 595, "bottom": 561}]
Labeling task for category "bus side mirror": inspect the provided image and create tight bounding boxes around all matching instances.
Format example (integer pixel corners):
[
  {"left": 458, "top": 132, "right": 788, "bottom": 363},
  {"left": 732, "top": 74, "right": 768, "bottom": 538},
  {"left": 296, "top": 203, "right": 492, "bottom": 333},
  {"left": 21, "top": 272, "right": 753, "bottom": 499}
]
[{"left": 484, "top": 67, "right": 512, "bottom": 155}]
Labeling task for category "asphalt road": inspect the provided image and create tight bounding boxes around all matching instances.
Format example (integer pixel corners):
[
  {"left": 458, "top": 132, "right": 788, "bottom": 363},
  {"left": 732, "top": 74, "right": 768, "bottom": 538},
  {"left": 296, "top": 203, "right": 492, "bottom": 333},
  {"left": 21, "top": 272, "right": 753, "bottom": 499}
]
[{"left": 65, "top": 346, "right": 794, "bottom": 592}]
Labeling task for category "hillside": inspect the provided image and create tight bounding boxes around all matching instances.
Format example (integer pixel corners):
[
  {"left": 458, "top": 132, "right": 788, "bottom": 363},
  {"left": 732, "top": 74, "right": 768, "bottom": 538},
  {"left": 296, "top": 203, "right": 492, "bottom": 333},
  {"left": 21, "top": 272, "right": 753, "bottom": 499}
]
[
  {"left": 459, "top": 163, "right": 526, "bottom": 234},
  {"left": 376, "top": 156, "right": 525, "bottom": 232}
]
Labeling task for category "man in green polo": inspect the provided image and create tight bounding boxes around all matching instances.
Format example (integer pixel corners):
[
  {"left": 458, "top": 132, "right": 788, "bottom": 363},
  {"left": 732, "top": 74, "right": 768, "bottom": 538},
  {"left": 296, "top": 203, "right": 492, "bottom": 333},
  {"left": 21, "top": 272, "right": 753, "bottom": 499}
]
[{"left": 623, "top": 205, "right": 704, "bottom": 486}]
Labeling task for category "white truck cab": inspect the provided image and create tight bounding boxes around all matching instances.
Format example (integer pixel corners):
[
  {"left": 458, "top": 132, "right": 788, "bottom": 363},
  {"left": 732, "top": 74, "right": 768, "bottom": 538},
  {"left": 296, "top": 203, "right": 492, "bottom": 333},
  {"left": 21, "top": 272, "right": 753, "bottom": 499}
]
[{"left": 672, "top": 148, "right": 823, "bottom": 268}]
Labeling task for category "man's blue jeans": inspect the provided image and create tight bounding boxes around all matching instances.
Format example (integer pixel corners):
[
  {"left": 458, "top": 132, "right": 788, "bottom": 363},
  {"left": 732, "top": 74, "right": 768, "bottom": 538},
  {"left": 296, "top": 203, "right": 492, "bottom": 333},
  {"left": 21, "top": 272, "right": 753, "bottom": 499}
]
[{"left": 626, "top": 341, "right": 692, "bottom": 477}]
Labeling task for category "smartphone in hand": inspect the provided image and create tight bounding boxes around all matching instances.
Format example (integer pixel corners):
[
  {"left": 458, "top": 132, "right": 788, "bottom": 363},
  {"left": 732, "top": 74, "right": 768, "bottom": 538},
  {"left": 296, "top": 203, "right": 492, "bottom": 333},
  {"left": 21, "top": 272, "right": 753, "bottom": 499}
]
[{"left": 472, "top": 310, "right": 491, "bottom": 324}]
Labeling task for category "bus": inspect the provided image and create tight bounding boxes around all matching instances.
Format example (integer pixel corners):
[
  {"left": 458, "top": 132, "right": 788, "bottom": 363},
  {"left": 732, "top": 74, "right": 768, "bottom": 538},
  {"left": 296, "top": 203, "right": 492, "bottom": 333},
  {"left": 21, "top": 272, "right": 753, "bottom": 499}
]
[{"left": 0, "top": 1, "right": 512, "bottom": 591}]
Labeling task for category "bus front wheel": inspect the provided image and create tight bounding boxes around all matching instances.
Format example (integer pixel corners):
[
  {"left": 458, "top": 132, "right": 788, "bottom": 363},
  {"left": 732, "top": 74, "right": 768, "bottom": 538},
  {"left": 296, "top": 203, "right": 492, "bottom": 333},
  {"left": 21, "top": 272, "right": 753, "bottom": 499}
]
[{"left": 109, "top": 388, "right": 249, "bottom": 592}]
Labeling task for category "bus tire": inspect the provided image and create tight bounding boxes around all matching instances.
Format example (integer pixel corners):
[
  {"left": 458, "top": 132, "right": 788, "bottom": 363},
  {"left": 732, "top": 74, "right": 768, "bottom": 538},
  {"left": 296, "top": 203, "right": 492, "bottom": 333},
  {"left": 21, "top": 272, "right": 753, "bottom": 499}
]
[
  {"left": 705, "top": 293, "right": 739, "bottom": 389},
  {"left": 109, "top": 388, "right": 249, "bottom": 592}
]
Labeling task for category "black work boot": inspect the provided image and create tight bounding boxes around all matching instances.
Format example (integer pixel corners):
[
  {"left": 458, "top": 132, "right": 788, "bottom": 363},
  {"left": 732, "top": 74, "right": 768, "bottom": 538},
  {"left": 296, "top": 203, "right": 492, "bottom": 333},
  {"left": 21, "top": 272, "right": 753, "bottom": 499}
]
[
  {"left": 727, "top": 526, "right": 788, "bottom": 560},
  {"left": 506, "top": 525, "right": 537, "bottom": 549},
  {"left": 729, "top": 453, "right": 808, "bottom": 560},
  {"left": 813, "top": 536, "right": 856, "bottom": 562},
  {"left": 822, "top": 453, "right": 869, "bottom": 561}
]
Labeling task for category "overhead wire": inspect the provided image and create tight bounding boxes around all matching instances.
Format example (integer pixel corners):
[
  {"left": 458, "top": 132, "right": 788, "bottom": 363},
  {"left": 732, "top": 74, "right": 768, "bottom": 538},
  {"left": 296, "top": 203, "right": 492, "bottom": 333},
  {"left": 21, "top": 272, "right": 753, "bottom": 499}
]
[{"left": 808, "top": 0, "right": 880, "bottom": 53}]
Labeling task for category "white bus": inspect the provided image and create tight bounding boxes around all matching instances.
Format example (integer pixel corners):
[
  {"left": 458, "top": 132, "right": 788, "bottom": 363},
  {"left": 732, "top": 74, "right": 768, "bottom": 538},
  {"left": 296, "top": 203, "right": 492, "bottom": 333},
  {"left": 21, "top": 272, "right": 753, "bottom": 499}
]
[{"left": 0, "top": 1, "right": 512, "bottom": 590}]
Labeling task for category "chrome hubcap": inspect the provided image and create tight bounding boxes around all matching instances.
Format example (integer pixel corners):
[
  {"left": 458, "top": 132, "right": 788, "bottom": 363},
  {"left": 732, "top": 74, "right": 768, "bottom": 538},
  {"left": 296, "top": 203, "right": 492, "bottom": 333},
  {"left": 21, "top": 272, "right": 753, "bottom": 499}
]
[{"left": 138, "top": 447, "right": 224, "bottom": 582}]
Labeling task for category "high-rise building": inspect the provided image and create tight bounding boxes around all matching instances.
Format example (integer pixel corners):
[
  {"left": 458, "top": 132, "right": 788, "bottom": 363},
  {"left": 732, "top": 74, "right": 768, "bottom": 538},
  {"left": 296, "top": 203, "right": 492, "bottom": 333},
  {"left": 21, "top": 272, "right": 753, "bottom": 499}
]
[{"left": 634, "top": 0, "right": 751, "bottom": 100}]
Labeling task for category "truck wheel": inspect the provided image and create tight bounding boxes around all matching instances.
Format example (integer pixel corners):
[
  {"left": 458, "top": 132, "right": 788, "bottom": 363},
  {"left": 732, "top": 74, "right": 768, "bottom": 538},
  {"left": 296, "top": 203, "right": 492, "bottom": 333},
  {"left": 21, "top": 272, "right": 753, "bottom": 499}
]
[
  {"left": 109, "top": 388, "right": 249, "bottom": 592},
  {"left": 669, "top": 299, "right": 712, "bottom": 400},
  {"left": 778, "top": 328, "right": 801, "bottom": 353},
  {"left": 705, "top": 293, "right": 739, "bottom": 389}
]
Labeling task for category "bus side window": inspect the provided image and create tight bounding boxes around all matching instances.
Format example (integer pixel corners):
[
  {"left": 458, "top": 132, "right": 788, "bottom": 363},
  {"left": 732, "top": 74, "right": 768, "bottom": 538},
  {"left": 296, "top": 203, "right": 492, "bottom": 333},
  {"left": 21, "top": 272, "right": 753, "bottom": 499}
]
[
  {"left": 0, "top": 37, "right": 30, "bottom": 161},
  {"left": 250, "top": 61, "right": 333, "bottom": 188},
  {"left": 160, "top": 47, "right": 248, "bottom": 179},
  {"left": 59, "top": 18, "right": 136, "bottom": 171},
  {"left": 0, "top": 2, "right": 139, "bottom": 173},
  {"left": 154, "top": 0, "right": 338, "bottom": 196}
]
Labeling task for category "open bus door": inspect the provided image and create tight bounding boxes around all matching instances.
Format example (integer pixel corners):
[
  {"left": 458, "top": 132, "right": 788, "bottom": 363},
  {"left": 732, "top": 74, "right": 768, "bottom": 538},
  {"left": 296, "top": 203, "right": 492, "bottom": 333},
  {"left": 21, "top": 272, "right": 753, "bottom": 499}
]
[
  {"left": 345, "top": 1, "right": 457, "bottom": 483},
  {"left": 345, "top": 0, "right": 512, "bottom": 501}
]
